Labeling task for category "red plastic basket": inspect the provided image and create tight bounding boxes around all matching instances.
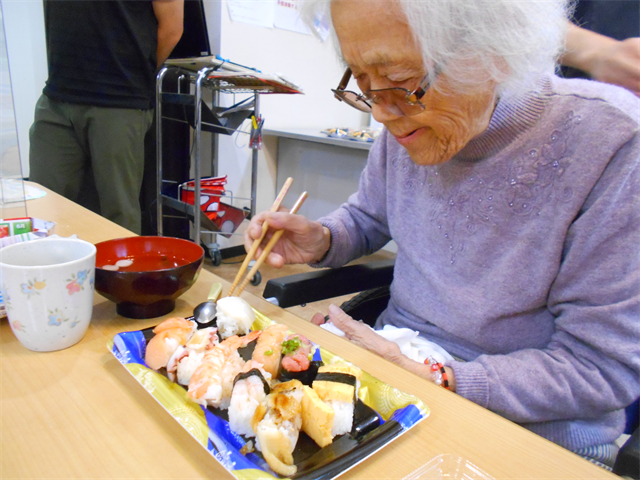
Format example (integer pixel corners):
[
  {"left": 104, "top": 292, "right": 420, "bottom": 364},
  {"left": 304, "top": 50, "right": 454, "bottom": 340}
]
[{"left": 178, "top": 176, "right": 249, "bottom": 234}]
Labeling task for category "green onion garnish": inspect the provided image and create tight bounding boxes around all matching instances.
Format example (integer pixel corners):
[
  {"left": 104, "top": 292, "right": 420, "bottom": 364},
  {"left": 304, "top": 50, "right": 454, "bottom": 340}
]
[{"left": 281, "top": 336, "right": 301, "bottom": 355}]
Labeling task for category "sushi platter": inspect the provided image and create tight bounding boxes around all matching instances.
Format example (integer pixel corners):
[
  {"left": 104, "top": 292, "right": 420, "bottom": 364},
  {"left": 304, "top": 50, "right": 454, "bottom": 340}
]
[{"left": 109, "top": 306, "right": 429, "bottom": 480}]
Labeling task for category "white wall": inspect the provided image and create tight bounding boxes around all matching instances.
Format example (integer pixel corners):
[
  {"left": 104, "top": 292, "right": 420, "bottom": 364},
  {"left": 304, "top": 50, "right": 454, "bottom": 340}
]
[
  {"left": 219, "top": 7, "right": 366, "bottom": 130},
  {"left": 1, "top": 0, "right": 48, "bottom": 178},
  {"left": 211, "top": 0, "right": 369, "bottom": 247}
]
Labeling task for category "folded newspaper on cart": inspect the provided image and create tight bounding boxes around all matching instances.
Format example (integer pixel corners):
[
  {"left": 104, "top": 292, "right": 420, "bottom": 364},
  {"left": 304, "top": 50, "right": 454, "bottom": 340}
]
[
  {"left": 165, "top": 55, "right": 303, "bottom": 94},
  {"left": 206, "top": 71, "right": 302, "bottom": 94}
]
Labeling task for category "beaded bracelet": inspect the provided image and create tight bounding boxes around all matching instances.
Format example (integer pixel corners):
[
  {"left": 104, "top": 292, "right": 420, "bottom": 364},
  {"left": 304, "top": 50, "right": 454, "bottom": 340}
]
[{"left": 424, "top": 356, "right": 450, "bottom": 390}]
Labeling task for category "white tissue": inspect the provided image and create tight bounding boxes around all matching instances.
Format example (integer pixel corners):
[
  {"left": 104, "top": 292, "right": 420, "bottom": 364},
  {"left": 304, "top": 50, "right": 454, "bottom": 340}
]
[{"left": 319, "top": 321, "right": 346, "bottom": 337}]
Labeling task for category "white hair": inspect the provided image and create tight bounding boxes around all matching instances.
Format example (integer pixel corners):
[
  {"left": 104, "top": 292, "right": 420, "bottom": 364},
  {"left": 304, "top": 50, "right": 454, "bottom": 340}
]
[{"left": 300, "top": 0, "right": 573, "bottom": 96}]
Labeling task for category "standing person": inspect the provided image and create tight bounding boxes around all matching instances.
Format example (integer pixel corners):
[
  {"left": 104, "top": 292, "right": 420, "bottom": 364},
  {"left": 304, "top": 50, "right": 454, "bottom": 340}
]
[
  {"left": 244, "top": 0, "right": 640, "bottom": 470},
  {"left": 29, "top": 0, "right": 184, "bottom": 234}
]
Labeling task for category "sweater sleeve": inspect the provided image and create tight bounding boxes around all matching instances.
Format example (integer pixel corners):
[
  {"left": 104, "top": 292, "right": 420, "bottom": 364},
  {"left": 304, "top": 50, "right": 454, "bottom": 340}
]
[
  {"left": 450, "top": 133, "right": 640, "bottom": 424},
  {"left": 311, "top": 131, "right": 394, "bottom": 269}
]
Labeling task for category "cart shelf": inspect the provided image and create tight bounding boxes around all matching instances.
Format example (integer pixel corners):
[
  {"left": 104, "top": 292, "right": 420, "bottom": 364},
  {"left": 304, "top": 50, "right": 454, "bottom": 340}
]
[{"left": 155, "top": 63, "right": 301, "bottom": 266}]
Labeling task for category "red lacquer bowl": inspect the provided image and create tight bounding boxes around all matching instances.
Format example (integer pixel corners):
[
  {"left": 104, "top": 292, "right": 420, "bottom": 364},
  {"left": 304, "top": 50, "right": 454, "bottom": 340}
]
[{"left": 94, "top": 236, "right": 204, "bottom": 319}]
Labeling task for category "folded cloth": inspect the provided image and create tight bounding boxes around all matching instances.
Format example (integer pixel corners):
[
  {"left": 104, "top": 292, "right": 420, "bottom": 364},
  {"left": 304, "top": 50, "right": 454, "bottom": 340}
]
[{"left": 320, "top": 322, "right": 454, "bottom": 364}]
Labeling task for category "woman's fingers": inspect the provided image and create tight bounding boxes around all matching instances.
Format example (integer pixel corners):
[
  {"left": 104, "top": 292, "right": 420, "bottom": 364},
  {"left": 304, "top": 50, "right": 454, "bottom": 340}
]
[
  {"left": 327, "top": 304, "right": 403, "bottom": 362},
  {"left": 244, "top": 212, "right": 288, "bottom": 260},
  {"left": 244, "top": 212, "right": 268, "bottom": 249},
  {"left": 263, "top": 211, "right": 306, "bottom": 234},
  {"left": 266, "top": 251, "right": 285, "bottom": 269},
  {"left": 327, "top": 305, "right": 372, "bottom": 339},
  {"left": 327, "top": 305, "right": 381, "bottom": 346},
  {"left": 244, "top": 210, "right": 327, "bottom": 265},
  {"left": 327, "top": 304, "right": 359, "bottom": 328},
  {"left": 311, "top": 312, "right": 326, "bottom": 325},
  {"left": 324, "top": 308, "right": 447, "bottom": 386}
]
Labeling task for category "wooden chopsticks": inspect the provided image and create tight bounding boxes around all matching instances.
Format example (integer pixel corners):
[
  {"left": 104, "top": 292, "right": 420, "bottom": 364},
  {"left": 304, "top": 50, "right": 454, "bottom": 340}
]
[
  {"left": 227, "top": 177, "right": 293, "bottom": 297},
  {"left": 227, "top": 180, "right": 307, "bottom": 298}
]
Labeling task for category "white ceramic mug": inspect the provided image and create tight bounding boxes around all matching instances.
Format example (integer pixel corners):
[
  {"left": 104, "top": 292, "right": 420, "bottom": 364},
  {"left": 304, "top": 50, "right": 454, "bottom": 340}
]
[{"left": 0, "top": 238, "right": 97, "bottom": 352}]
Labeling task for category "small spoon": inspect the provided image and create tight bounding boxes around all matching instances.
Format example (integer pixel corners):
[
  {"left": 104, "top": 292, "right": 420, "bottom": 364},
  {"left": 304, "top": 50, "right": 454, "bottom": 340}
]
[{"left": 193, "top": 283, "right": 222, "bottom": 324}]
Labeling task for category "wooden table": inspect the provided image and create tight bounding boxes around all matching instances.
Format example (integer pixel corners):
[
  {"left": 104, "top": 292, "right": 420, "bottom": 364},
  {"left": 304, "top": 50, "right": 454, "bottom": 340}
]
[{"left": 1, "top": 185, "right": 618, "bottom": 480}]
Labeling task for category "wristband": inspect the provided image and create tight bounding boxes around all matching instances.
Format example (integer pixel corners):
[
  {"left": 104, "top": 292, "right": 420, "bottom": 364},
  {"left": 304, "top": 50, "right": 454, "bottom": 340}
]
[{"left": 424, "top": 356, "right": 450, "bottom": 390}]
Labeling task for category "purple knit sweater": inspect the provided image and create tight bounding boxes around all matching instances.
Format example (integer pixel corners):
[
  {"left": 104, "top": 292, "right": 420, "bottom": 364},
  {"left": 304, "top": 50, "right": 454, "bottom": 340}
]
[{"left": 315, "top": 75, "right": 640, "bottom": 452}]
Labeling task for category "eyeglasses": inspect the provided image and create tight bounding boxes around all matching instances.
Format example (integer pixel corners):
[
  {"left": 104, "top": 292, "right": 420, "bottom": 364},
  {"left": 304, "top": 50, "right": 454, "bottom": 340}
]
[{"left": 331, "top": 66, "right": 439, "bottom": 116}]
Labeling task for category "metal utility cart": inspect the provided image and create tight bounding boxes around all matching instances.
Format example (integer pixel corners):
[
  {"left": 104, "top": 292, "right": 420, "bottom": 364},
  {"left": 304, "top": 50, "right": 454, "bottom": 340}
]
[{"left": 155, "top": 63, "right": 301, "bottom": 268}]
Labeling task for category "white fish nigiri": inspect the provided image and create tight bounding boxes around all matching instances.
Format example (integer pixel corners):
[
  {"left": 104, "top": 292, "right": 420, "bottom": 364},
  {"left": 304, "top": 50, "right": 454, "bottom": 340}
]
[{"left": 253, "top": 379, "right": 304, "bottom": 477}]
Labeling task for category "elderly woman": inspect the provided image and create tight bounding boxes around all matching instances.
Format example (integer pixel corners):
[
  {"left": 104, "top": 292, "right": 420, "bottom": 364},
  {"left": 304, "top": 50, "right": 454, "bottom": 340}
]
[{"left": 244, "top": 0, "right": 640, "bottom": 469}]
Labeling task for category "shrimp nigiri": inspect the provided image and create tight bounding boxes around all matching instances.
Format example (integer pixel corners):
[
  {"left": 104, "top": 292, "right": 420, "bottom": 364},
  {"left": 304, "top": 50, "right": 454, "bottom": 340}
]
[
  {"left": 145, "top": 317, "right": 196, "bottom": 371},
  {"left": 187, "top": 330, "right": 261, "bottom": 409},
  {"left": 167, "top": 327, "right": 219, "bottom": 385},
  {"left": 228, "top": 360, "right": 272, "bottom": 437}
]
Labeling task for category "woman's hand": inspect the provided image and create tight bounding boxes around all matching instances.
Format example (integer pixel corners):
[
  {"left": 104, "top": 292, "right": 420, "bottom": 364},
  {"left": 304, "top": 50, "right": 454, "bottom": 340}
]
[
  {"left": 314, "top": 305, "right": 456, "bottom": 391},
  {"left": 243, "top": 210, "right": 331, "bottom": 268}
]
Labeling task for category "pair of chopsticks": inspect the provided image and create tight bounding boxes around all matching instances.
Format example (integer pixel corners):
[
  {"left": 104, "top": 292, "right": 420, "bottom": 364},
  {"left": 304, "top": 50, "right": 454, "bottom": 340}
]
[{"left": 227, "top": 177, "right": 307, "bottom": 297}]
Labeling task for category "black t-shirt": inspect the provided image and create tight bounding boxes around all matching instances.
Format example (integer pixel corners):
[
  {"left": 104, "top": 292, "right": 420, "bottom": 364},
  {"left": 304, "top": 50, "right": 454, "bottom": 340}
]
[
  {"left": 562, "top": 0, "right": 640, "bottom": 79},
  {"left": 43, "top": 0, "right": 158, "bottom": 110}
]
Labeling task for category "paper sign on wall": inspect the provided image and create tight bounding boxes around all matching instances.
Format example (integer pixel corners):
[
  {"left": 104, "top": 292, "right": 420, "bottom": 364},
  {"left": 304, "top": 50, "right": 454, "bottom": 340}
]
[
  {"left": 274, "top": 0, "right": 310, "bottom": 35},
  {"left": 227, "top": 0, "right": 275, "bottom": 28}
]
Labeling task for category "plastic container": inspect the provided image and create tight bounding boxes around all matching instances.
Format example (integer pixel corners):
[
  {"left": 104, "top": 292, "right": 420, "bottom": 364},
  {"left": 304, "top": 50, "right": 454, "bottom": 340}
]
[
  {"left": 178, "top": 176, "right": 250, "bottom": 235},
  {"left": 402, "top": 454, "right": 495, "bottom": 480}
]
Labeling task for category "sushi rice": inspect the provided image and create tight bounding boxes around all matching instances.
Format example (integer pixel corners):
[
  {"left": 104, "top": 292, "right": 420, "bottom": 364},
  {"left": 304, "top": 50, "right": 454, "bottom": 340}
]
[
  {"left": 325, "top": 399, "right": 355, "bottom": 436},
  {"left": 216, "top": 297, "right": 255, "bottom": 339},
  {"left": 229, "top": 363, "right": 272, "bottom": 437}
]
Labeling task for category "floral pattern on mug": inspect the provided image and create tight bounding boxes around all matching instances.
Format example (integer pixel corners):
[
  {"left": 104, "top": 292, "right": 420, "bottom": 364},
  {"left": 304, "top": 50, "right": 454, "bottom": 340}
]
[
  {"left": 77, "top": 269, "right": 89, "bottom": 285},
  {"left": 1, "top": 286, "right": 10, "bottom": 311},
  {"left": 48, "top": 308, "right": 68, "bottom": 326},
  {"left": 11, "top": 320, "right": 25, "bottom": 332},
  {"left": 71, "top": 318, "right": 80, "bottom": 328},
  {"left": 66, "top": 281, "right": 81, "bottom": 295},
  {"left": 66, "top": 269, "right": 91, "bottom": 295},
  {"left": 21, "top": 279, "right": 46, "bottom": 296}
]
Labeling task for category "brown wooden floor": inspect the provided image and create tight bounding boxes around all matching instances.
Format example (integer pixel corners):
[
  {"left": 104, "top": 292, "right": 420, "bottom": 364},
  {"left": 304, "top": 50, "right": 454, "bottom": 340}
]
[{"left": 202, "top": 249, "right": 395, "bottom": 323}]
